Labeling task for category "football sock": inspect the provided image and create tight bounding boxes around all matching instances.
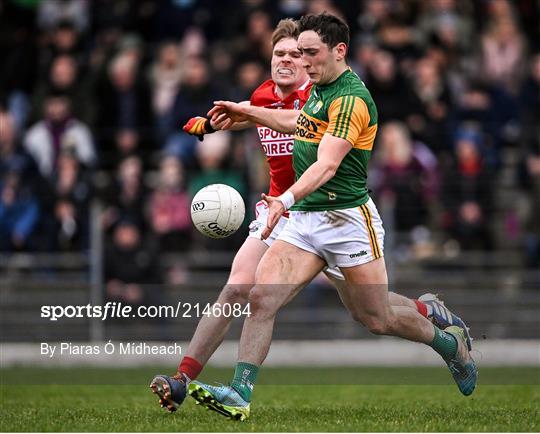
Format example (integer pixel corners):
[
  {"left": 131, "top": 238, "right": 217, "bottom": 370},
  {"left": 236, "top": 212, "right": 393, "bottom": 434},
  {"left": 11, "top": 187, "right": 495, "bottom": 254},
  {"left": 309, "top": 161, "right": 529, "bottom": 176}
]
[
  {"left": 430, "top": 325, "right": 458, "bottom": 360},
  {"left": 231, "top": 362, "right": 259, "bottom": 402},
  {"left": 178, "top": 356, "right": 203, "bottom": 382},
  {"left": 414, "top": 300, "right": 430, "bottom": 318}
]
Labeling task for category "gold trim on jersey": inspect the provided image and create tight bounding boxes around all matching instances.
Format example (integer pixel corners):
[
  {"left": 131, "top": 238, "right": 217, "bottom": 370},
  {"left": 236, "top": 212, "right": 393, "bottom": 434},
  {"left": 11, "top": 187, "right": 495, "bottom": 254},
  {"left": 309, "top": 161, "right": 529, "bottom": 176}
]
[
  {"left": 327, "top": 96, "right": 377, "bottom": 150},
  {"left": 294, "top": 111, "right": 328, "bottom": 144},
  {"left": 352, "top": 124, "right": 377, "bottom": 151}
]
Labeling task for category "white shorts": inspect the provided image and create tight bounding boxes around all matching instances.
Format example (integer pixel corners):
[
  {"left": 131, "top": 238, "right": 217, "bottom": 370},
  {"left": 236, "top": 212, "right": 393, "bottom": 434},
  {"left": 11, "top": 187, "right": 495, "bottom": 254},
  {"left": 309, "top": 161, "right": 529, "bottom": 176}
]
[
  {"left": 277, "top": 198, "right": 385, "bottom": 269},
  {"left": 248, "top": 200, "right": 344, "bottom": 280},
  {"left": 248, "top": 201, "right": 289, "bottom": 246}
]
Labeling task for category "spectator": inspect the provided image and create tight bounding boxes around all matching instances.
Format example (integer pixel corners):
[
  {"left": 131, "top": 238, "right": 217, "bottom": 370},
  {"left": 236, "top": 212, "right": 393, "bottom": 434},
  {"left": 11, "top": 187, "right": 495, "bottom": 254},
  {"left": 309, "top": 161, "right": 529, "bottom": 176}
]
[
  {"left": 112, "top": 128, "right": 141, "bottom": 164},
  {"left": 148, "top": 40, "right": 183, "bottom": 142},
  {"left": 101, "top": 155, "right": 148, "bottom": 232},
  {"left": 0, "top": 4, "right": 38, "bottom": 133},
  {"left": 440, "top": 127, "right": 494, "bottom": 251},
  {"left": 170, "top": 56, "right": 221, "bottom": 131},
  {"left": 165, "top": 56, "right": 222, "bottom": 165},
  {"left": 180, "top": 27, "right": 207, "bottom": 59},
  {"left": 0, "top": 170, "right": 39, "bottom": 252},
  {"left": 38, "top": 20, "right": 86, "bottom": 83},
  {"left": 37, "top": 1, "right": 89, "bottom": 33},
  {"left": 454, "top": 81, "right": 518, "bottom": 168},
  {"left": 104, "top": 219, "right": 161, "bottom": 306},
  {"left": 99, "top": 126, "right": 143, "bottom": 171},
  {"left": 376, "top": 14, "right": 417, "bottom": 62},
  {"left": 241, "top": 9, "right": 275, "bottom": 61},
  {"left": 372, "top": 122, "right": 438, "bottom": 233},
  {"left": 356, "top": 0, "right": 390, "bottom": 37},
  {"left": 149, "top": 156, "right": 192, "bottom": 251},
  {"left": 480, "top": 17, "right": 527, "bottom": 94},
  {"left": 208, "top": 42, "right": 235, "bottom": 89},
  {"left": 230, "top": 58, "right": 266, "bottom": 101},
  {"left": 416, "top": 0, "right": 474, "bottom": 56},
  {"left": 39, "top": 149, "right": 92, "bottom": 251},
  {"left": 95, "top": 51, "right": 151, "bottom": 149},
  {"left": 23, "top": 91, "right": 96, "bottom": 180},
  {"left": 410, "top": 56, "right": 453, "bottom": 153},
  {"left": 366, "top": 49, "right": 423, "bottom": 127},
  {"left": 31, "top": 54, "right": 94, "bottom": 125},
  {"left": 0, "top": 111, "right": 37, "bottom": 184},
  {"left": 349, "top": 35, "right": 378, "bottom": 80},
  {"left": 307, "top": 0, "right": 344, "bottom": 20}
]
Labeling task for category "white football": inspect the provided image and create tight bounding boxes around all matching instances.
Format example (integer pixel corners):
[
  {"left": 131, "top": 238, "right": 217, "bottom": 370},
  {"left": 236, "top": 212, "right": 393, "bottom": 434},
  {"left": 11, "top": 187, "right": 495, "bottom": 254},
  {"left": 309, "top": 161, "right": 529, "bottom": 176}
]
[{"left": 191, "top": 184, "right": 245, "bottom": 238}]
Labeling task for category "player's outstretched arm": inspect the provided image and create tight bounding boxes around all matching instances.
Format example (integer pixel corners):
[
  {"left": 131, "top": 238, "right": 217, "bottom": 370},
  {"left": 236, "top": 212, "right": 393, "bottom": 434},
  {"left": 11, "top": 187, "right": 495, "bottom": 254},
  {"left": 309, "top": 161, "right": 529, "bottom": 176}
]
[
  {"left": 209, "top": 101, "right": 299, "bottom": 134},
  {"left": 183, "top": 102, "right": 255, "bottom": 140},
  {"left": 210, "top": 101, "right": 255, "bottom": 131},
  {"left": 261, "top": 134, "right": 352, "bottom": 239}
]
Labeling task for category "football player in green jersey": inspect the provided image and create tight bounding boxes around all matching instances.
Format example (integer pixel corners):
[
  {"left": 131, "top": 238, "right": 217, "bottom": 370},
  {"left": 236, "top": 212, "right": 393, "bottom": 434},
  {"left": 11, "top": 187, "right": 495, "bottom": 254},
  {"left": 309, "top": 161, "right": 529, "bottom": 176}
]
[{"left": 190, "top": 12, "right": 477, "bottom": 420}]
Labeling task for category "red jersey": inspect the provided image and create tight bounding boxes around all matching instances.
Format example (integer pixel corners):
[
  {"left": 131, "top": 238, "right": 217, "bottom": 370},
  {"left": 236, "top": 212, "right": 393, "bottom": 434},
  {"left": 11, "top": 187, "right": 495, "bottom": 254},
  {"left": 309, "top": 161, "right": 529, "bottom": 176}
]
[{"left": 250, "top": 79, "right": 312, "bottom": 196}]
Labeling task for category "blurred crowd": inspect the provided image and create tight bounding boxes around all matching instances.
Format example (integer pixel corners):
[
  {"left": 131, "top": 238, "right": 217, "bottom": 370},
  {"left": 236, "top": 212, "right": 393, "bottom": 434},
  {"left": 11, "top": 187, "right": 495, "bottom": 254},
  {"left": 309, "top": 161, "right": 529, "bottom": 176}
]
[{"left": 1, "top": 0, "right": 539, "bottom": 290}]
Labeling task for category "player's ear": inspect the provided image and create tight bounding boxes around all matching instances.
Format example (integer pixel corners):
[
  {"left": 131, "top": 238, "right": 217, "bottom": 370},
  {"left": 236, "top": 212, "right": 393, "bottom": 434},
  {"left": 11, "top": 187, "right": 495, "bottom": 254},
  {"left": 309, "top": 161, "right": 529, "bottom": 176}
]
[{"left": 334, "top": 43, "right": 347, "bottom": 62}]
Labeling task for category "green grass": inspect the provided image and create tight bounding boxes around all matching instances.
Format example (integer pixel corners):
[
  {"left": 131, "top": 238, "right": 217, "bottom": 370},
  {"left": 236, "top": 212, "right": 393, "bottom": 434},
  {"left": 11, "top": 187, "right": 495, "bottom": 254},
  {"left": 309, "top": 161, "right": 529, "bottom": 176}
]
[{"left": 1, "top": 367, "right": 539, "bottom": 432}]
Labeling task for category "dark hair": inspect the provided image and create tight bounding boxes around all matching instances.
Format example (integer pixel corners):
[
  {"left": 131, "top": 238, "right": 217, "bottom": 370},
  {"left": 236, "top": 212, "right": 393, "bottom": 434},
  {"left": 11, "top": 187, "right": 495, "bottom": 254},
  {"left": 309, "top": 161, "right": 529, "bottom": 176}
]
[{"left": 298, "top": 12, "right": 349, "bottom": 48}]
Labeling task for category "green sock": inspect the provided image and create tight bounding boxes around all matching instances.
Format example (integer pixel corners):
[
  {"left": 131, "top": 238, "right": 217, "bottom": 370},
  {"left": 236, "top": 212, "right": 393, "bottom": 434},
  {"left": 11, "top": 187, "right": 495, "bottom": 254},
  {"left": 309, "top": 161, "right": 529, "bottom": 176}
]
[
  {"left": 230, "top": 362, "right": 259, "bottom": 402},
  {"left": 430, "top": 325, "right": 458, "bottom": 360}
]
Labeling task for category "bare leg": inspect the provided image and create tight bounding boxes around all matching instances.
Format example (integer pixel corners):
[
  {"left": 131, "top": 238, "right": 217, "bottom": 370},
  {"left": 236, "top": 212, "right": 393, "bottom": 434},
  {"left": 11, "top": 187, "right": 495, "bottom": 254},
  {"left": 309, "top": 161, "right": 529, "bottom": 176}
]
[
  {"left": 327, "top": 275, "right": 418, "bottom": 309},
  {"left": 184, "top": 238, "right": 268, "bottom": 364},
  {"left": 237, "top": 240, "right": 326, "bottom": 365},
  {"left": 339, "top": 258, "right": 435, "bottom": 344},
  {"left": 388, "top": 292, "right": 417, "bottom": 309}
]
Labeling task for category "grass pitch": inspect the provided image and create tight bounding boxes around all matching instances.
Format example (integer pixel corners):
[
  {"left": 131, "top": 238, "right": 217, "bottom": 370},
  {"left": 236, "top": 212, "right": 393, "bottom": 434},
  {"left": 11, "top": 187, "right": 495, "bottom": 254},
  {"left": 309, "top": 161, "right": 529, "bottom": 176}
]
[{"left": 1, "top": 366, "right": 538, "bottom": 432}]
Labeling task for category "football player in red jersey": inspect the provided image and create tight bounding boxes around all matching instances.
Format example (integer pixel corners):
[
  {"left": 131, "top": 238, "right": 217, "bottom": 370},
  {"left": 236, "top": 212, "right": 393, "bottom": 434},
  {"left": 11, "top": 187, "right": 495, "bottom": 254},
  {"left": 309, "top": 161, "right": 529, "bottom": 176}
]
[{"left": 150, "top": 18, "right": 435, "bottom": 413}]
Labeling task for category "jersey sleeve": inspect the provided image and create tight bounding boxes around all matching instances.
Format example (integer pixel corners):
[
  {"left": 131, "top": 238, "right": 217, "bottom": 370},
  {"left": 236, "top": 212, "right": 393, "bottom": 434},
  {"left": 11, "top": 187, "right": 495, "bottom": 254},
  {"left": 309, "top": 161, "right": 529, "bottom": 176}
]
[
  {"left": 326, "top": 96, "right": 370, "bottom": 145},
  {"left": 249, "top": 89, "right": 258, "bottom": 105}
]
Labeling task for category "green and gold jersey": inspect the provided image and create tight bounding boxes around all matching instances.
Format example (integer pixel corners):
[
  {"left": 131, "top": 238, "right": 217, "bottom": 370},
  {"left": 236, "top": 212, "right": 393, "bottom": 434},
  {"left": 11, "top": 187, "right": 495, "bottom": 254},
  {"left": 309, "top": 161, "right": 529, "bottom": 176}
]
[{"left": 291, "top": 68, "right": 378, "bottom": 211}]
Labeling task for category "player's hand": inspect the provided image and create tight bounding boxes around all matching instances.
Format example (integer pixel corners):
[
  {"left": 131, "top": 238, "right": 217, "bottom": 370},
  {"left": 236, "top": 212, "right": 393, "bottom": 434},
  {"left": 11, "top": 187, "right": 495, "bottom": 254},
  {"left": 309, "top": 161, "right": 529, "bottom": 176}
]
[
  {"left": 211, "top": 112, "right": 233, "bottom": 130},
  {"left": 182, "top": 116, "right": 215, "bottom": 141},
  {"left": 260, "top": 193, "right": 285, "bottom": 240},
  {"left": 209, "top": 101, "right": 250, "bottom": 126}
]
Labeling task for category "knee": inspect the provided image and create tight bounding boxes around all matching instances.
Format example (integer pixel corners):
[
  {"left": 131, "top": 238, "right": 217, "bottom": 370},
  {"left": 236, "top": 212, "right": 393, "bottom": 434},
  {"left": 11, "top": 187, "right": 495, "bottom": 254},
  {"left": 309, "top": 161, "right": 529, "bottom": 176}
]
[
  {"left": 246, "top": 286, "right": 276, "bottom": 319},
  {"left": 352, "top": 311, "right": 392, "bottom": 336},
  {"left": 219, "top": 278, "right": 252, "bottom": 305},
  {"left": 364, "top": 317, "right": 389, "bottom": 335}
]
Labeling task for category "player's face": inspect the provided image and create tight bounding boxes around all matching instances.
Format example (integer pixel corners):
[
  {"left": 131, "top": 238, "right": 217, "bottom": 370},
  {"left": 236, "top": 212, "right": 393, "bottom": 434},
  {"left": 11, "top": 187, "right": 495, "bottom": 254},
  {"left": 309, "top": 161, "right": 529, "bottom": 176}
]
[
  {"left": 298, "top": 30, "right": 341, "bottom": 85},
  {"left": 271, "top": 37, "right": 306, "bottom": 88}
]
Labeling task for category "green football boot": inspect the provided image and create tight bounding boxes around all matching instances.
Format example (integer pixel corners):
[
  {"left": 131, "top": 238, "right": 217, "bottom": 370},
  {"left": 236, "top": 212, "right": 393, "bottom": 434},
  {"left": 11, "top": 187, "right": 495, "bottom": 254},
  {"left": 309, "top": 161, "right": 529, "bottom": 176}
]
[
  {"left": 188, "top": 381, "right": 250, "bottom": 421},
  {"left": 444, "top": 325, "right": 478, "bottom": 396}
]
